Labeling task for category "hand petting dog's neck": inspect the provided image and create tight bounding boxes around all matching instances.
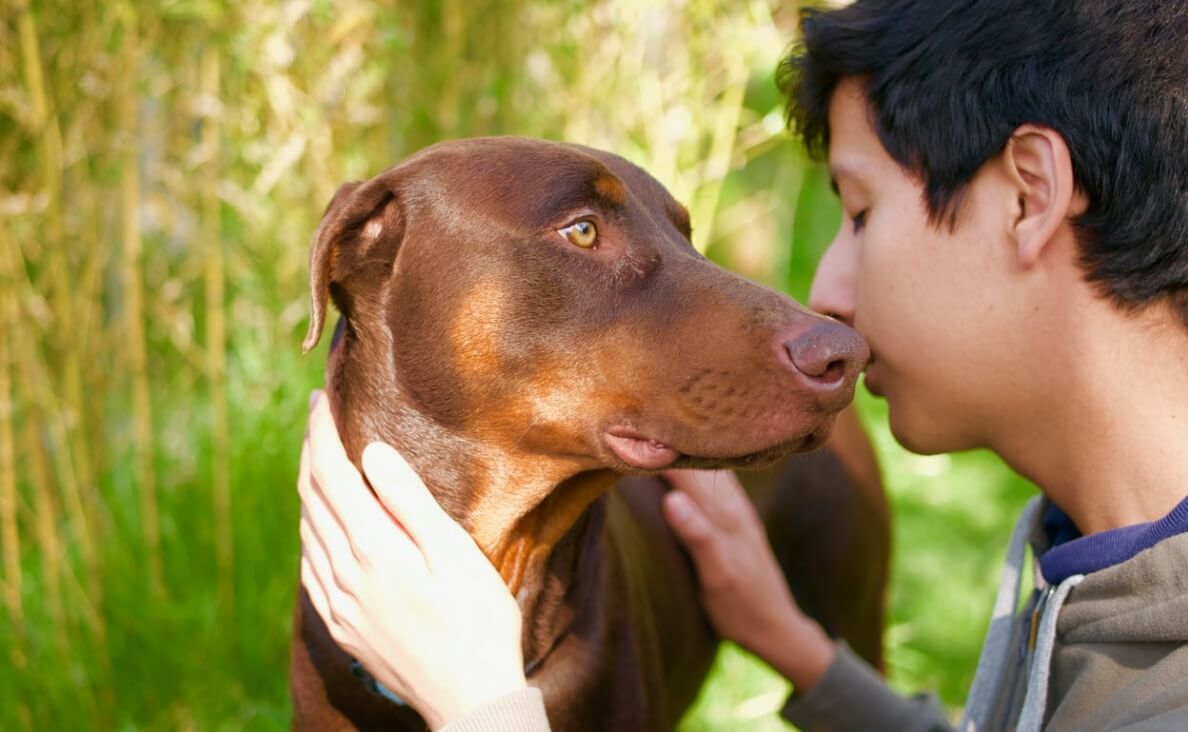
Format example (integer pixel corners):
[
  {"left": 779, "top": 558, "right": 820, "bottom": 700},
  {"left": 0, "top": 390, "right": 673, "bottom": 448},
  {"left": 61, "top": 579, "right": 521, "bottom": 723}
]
[{"left": 328, "top": 324, "right": 616, "bottom": 632}]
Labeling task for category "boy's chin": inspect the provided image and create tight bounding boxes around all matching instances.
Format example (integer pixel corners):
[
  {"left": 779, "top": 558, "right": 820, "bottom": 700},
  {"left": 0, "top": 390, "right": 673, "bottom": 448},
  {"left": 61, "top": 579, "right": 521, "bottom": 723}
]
[{"left": 886, "top": 404, "right": 970, "bottom": 456}]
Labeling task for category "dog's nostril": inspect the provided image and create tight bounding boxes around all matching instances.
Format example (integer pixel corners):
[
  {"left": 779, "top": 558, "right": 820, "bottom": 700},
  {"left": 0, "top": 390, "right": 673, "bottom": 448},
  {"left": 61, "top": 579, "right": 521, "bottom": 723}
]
[
  {"left": 820, "top": 359, "right": 846, "bottom": 384},
  {"left": 782, "top": 322, "right": 868, "bottom": 386}
]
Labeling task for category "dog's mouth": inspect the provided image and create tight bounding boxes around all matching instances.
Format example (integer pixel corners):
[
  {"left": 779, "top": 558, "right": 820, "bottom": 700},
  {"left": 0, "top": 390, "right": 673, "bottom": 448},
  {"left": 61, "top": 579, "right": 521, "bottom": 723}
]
[
  {"left": 603, "top": 425, "right": 829, "bottom": 472},
  {"left": 604, "top": 430, "right": 682, "bottom": 470}
]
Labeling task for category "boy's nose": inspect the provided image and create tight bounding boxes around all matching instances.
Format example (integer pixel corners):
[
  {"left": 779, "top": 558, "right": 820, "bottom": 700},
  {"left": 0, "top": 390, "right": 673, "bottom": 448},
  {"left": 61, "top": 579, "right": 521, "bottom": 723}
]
[{"left": 808, "top": 238, "right": 857, "bottom": 326}]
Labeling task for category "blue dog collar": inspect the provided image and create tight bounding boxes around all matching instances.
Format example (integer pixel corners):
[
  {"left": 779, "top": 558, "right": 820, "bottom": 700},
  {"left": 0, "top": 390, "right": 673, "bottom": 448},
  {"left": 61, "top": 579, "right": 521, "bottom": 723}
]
[{"left": 350, "top": 659, "right": 407, "bottom": 706}]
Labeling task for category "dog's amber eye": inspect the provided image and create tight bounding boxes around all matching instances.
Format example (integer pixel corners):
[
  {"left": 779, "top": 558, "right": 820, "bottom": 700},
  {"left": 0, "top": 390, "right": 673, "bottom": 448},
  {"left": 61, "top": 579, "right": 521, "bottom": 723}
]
[{"left": 560, "top": 220, "right": 598, "bottom": 249}]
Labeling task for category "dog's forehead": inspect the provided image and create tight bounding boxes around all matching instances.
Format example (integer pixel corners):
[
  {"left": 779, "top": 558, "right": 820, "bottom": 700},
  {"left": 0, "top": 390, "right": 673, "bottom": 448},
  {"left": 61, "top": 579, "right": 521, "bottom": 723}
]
[{"left": 401, "top": 137, "right": 688, "bottom": 228}]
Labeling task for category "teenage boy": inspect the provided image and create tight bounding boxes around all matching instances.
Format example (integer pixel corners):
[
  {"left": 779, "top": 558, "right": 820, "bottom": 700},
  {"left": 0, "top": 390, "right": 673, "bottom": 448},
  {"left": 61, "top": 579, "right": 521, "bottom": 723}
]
[{"left": 297, "top": 0, "right": 1188, "bottom": 729}]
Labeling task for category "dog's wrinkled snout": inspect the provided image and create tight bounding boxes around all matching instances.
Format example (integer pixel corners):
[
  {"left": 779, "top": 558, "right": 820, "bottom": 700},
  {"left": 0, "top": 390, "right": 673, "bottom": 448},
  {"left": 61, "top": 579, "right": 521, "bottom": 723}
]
[{"left": 778, "top": 320, "right": 870, "bottom": 405}]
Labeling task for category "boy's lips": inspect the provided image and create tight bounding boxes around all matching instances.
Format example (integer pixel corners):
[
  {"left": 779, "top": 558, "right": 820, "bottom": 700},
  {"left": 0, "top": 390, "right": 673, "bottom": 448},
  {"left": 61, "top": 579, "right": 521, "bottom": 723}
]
[{"left": 864, "top": 356, "right": 884, "bottom": 396}]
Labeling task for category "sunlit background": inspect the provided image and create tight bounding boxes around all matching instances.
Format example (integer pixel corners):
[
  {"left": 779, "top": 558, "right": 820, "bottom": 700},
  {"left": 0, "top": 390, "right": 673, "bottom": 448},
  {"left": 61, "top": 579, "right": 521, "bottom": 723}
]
[{"left": 0, "top": 0, "right": 1035, "bottom": 728}]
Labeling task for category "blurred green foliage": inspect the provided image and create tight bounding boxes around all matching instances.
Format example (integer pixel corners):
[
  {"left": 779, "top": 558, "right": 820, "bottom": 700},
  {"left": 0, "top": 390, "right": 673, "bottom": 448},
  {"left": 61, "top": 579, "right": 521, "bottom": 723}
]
[{"left": 0, "top": 0, "right": 1035, "bottom": 728}]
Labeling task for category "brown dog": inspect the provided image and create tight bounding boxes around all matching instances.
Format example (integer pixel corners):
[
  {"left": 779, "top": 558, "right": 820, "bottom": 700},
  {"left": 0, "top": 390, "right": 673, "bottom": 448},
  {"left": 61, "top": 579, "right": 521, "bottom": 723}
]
[{"left": 291, "top": 137, "right": 890, "bottom": 730}]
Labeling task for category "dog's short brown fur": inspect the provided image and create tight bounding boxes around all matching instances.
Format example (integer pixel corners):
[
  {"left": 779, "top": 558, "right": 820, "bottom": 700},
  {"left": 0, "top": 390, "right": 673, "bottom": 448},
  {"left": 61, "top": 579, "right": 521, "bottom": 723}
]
[{"left": 291, "top": 137, "right": 890, "bottom": 731}]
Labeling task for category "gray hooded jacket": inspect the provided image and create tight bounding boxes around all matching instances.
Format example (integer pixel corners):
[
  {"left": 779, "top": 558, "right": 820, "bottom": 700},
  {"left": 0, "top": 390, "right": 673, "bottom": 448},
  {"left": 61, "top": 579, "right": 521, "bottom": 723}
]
[{"left": 783, "top": 495, "right": 1188, "bottom": 732}]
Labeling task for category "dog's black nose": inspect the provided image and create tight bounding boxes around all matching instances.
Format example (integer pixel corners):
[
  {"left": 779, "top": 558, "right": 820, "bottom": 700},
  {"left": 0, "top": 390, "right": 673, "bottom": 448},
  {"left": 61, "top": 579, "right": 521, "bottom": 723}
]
[{"left": 780, "top": 320, "right": 869, "bottom": 403}]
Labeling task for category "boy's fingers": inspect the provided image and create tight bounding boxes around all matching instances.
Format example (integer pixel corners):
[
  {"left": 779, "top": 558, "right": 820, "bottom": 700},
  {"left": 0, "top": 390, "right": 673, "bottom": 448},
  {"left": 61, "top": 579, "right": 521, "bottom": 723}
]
[
  {"left": 308, "top": 392, "right": 367, "bottom": 495},
  {"left": 361, "top": 442, "right": 473, "bottom": 568},
  {"left": 301, "top": 550, "right": 336, "bottom": 629},
  {"left": 301, "top": 431, "right": 376, "bottom": 563},
  {"left": 664, "top": 469, "right": 753, "bottom": 531},
  {"left": 296, "top": 436, "right": 314, "bottom": 501},
  {"left": 663, "top": 491, "right": 736, "bottom": 591},
  {"left": 301, "top": 549, "right": 364, "bottom": 657},
  {"left": 300, "top": 504, "right": 361, "bottom": 594},
  {"left": 663, "top": 490, "right": 717, "bottom": 550},
  {"left": 304, "top": 398, "right": 398, "bottom": 550}
]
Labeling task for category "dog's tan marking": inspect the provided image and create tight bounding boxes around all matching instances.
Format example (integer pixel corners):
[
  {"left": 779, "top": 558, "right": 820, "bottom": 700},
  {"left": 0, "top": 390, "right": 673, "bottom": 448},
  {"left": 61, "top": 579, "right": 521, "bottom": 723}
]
[
  {"left": 449, "top": 280, "right": 508, "bottom": 381},
  {"left": 594, "top": 175, "right": 626, "bottom": 205},
  {"left": 460, "top": 358, "right": 617, "bottom": 593},
  {"left": 489, "top": 468, "right": 617, "bottom": 595}
]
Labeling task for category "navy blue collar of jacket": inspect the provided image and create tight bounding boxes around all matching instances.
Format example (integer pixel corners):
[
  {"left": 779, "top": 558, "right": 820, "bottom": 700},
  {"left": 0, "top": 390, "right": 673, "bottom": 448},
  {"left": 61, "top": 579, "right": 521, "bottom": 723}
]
[{"left": 1040, "top": 494, "right": 1188, "bottom": 584}]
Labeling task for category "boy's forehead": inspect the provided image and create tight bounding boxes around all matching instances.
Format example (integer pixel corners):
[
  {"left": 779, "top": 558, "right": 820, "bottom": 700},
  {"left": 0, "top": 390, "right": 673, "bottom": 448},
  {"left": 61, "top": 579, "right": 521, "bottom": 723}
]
[{"left": 827, "top": 79, "right": 885, "bottom": 188}]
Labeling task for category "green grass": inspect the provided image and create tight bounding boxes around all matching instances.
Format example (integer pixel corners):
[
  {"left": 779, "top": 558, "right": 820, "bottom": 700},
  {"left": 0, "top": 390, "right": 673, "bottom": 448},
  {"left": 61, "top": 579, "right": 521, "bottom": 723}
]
[{"left": 2, "top": 346, "right": 319, "bottom": 731}]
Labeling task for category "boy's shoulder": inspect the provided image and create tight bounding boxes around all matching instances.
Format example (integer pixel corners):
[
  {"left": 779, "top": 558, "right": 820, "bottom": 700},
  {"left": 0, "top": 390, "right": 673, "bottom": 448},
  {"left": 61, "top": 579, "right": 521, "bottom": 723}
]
[
  {"left": 1047, "top": 524, "right": 1188, "bottom": 731},
  {"left": 1055, "top": 528, "right": 1188, "bottom": 635}
]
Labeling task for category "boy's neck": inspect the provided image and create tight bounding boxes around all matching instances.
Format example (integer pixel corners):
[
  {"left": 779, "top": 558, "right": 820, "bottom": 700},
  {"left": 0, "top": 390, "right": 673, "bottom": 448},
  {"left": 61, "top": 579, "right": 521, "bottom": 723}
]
[{"left": 993, "top": 295, "right": 1188, "bottom": 535}]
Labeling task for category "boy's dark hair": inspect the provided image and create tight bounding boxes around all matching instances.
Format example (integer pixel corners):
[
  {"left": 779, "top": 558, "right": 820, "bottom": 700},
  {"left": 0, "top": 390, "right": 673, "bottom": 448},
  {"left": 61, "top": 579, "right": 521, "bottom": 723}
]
[{"left": 778, "top": 0, "right": 1188, "bottom": 324}]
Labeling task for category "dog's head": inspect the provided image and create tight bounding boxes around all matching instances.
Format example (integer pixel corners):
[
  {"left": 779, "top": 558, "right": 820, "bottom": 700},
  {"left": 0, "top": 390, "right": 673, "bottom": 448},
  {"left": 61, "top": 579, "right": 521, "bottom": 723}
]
[
  {"left": 301, "top": 140, "right": 869, "bottom": 579},
  {"left": 304, "top": 137, "right": 867, "bottom": 570}
]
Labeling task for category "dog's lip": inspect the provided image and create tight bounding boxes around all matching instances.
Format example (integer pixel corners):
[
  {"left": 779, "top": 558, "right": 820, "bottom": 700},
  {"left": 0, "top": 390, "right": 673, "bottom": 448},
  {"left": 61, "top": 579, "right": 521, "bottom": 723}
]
[
  {"left": 602, "top": 423, "right": 828, "bottom": 472},
  {"left": 604, "top": 428, "right": 682, "bottom": 470}
]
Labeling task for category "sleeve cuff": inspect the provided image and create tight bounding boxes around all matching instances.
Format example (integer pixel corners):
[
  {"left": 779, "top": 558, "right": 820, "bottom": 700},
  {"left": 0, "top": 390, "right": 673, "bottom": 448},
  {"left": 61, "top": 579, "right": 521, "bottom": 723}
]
[
  {"left": 781, "top": 641, "right": 950, "bottom": 732},
  {"left": 436, "top": 687, "right": 551, "bottom": 732}
]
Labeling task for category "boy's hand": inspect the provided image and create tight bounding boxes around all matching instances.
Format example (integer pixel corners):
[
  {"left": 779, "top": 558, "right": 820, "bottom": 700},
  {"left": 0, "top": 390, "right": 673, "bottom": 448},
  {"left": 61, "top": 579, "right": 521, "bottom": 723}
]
[
  {"left": 298, "top": 391, "right": 528, "bottom": 729},
  {"left": 661, "top": 469, "right": 836, "bottom": 692}
]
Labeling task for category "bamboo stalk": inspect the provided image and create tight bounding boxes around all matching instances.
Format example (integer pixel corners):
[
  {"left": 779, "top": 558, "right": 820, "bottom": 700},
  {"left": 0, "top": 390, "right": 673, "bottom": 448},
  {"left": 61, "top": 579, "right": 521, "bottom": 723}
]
[
  {"left": 691, "top": 54, "right": 749, "bottom": 253},
  {"left": 75, "top": 187, "right": 110, "bottom": 525},
  {"left": 13, "top": 344, "right": 113, "bottom": 697},
  {"left": 54, "top": 532, "right": 105, "bottom": 721},
  {"left": 201, "top": 46, "right": 233, "bottom": 612},
  {"left": 23, "top": 419, "right": 66, "bottom": 656},
  {"left": 119, "top": 4, "right": 164, "bottom": 600},
  {"left": 15, "top": 0, "right": 97, "bottom": 540},
  {"left": 437, "top": 0, "right": 463, "bottom": 135},
  {"left": 8, "top": 234, "right": 110, "bottom": 725},
  {"left": 16, "top": 339, "right": 109, "bottom": 719},
  {"left": 0, "top": 224, "right": 25, "bottom": 672},
  {"left": 9, "top": 239, "right": 101, "bottom": 621},
  {"left": 14, "top": 9, "right": 106, "bottom": 696}
]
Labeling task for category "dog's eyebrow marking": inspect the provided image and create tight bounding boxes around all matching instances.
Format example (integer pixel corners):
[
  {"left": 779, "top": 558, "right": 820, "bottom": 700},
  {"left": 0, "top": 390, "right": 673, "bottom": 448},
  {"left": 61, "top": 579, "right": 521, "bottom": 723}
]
[
  {"left": 533, "top": 172, "right": 628, "bottom": 225},
  {"left": 593, "top": 175, "right": 626, "bottom": 206},
  {"left": 669, "top": 202, "right": 692, "bottom": 238}
]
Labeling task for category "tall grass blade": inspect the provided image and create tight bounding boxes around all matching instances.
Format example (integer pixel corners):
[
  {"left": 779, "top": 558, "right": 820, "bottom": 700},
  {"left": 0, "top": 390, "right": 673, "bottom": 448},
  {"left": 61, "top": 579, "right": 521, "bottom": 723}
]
[
  {"left": 201, "top": 45, "right": 234, "bottom": 614},
  {"left": 0, "top": 223, "right": 27, "bottom": 672},
  {"left": 118, "top": 4, "right": 164, "bottom": 600}
]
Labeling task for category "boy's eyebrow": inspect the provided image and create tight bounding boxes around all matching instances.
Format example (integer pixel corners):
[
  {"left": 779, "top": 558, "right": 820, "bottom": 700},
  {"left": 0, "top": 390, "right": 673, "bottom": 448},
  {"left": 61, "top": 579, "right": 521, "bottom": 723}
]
[{"left": 829, "top": 161, "right": 865, "bottom": 195}]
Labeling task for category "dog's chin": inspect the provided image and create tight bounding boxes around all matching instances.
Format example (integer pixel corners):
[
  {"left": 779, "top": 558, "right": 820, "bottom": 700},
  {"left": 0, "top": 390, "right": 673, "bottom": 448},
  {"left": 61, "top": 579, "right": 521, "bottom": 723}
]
[
  {"left": 675, "top": 432, "right": 826, "bottom": 470},
  {"left": 601, "top": 419, "right": 835, "bottom": 475}
]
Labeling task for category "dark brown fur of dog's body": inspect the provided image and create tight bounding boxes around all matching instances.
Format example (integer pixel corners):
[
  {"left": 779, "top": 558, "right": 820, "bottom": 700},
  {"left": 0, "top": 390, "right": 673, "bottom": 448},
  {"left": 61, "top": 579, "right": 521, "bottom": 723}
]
[{"left": 291, "top": 137, "right": 890, "bottom": 731}]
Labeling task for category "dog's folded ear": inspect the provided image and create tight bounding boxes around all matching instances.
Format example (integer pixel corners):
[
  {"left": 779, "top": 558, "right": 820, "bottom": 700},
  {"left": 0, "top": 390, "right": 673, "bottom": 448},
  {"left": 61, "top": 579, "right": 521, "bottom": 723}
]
[{"left": 303, "top": 177, "right": 404, "bottom": 353}]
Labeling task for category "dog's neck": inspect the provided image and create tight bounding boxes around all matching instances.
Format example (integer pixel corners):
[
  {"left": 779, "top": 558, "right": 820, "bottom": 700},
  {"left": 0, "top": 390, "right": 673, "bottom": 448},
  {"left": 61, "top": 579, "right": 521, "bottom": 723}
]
[{"left": 326, "top": 321, "right": 617, "bottom": 662}]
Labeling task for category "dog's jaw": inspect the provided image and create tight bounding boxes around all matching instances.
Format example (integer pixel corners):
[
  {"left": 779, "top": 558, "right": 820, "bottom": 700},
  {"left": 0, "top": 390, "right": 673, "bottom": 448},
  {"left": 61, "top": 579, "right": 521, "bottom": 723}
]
[{"left": 327, "top": 327, "right": 618, "bottom": 623}]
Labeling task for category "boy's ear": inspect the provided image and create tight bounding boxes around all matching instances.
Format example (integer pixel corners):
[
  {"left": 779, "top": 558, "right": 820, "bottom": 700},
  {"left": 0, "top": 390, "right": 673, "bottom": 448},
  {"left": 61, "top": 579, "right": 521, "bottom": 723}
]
[
  {"left": 303, "top": 177, "right": 404, "bottom": 353},
  {"left": 1002, "top": 125, "right": 1083, "bottom": 268}
]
